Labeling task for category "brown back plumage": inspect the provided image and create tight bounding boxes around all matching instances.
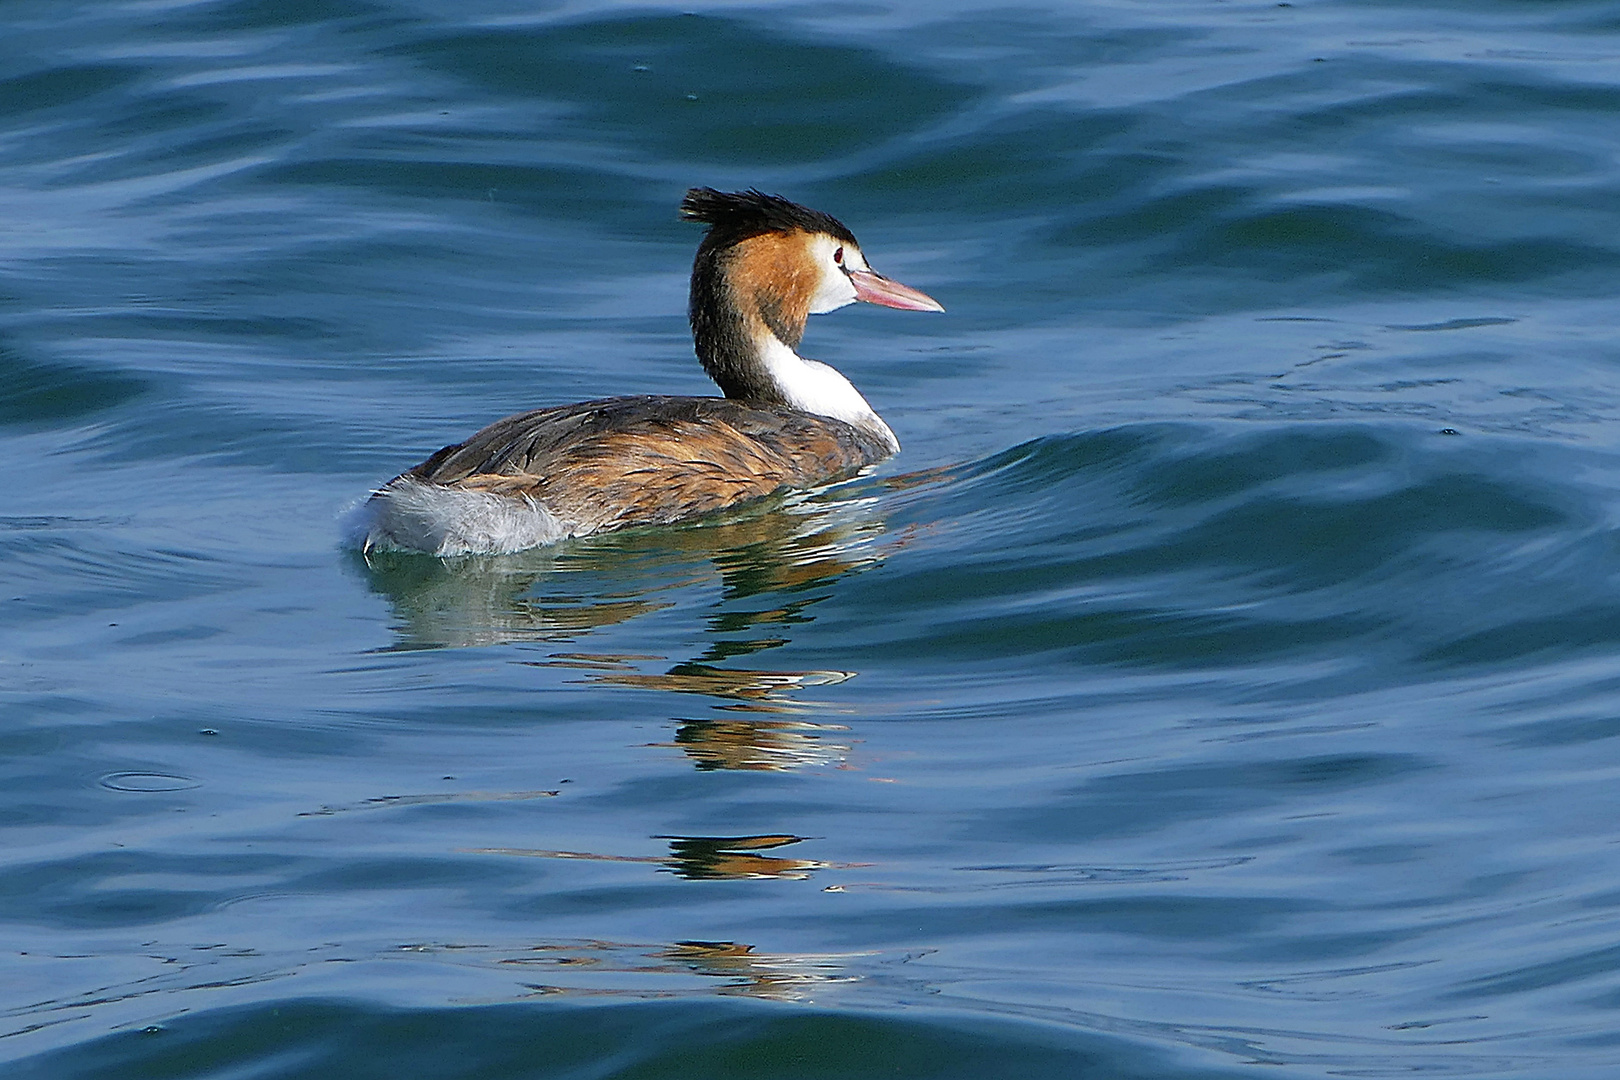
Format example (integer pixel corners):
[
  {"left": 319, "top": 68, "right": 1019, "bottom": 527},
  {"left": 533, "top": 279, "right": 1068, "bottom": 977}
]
[{"left": 396, "top": 395, "right": 891, "bottom": 533}]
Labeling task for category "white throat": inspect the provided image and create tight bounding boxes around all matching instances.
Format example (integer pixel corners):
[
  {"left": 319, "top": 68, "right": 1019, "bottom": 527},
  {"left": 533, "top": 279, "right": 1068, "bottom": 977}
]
[{"left": 758, "top": 334, "right": 898, "bottom": 453}]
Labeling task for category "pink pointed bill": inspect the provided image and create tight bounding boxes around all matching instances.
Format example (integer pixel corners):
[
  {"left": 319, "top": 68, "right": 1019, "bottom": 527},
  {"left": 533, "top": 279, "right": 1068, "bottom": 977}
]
[{"left": 849, "top": 269, "right": 945, "bottom": 312}]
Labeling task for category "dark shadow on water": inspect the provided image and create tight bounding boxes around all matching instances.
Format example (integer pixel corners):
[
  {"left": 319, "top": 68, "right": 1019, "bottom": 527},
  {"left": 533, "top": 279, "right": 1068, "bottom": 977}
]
[
  {"left": 10, "top": 996, "right": 1252, "bottom": 1080},
  {"left": 0, "top": 346, "right": 151, "bottom": 429},
  {"left": 388, "top": 13, "right": 979, "bottom": 171}
]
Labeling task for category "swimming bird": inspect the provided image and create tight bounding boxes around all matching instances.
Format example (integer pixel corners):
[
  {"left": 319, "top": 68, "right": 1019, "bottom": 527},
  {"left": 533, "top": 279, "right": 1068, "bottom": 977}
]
[{"left": 352, "top": 188, "right": 943, "bottom": 556}]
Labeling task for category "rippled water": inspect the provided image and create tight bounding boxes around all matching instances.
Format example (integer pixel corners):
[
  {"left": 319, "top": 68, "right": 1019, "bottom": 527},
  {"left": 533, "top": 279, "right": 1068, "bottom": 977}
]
[{"left": 9, "top": 2, "right": 1620, "bottom": 1077}]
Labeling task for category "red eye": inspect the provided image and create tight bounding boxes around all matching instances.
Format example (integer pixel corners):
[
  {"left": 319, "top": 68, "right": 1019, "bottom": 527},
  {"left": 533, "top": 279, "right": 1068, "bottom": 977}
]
[{"left": 833, "top": 246, "right": 844, "bottom": 264}]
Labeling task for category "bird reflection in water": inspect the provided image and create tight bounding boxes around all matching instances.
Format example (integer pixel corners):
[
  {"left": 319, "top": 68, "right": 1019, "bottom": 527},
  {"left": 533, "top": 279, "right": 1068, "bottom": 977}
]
[
  {"left": 491, "top": 938, "right": 864, "bottom": 1003},
  {"left": 658, "top": 834, "right": 827, "bottom": 880},
  {"left": 3, "top": 935, "right": 866, "bottom": 1022},
  {"left": 472, "top": 832, "right": 855, "bottom": 882},
  {"left": 670, "top": 715, "right": 849, "bottom": 771},
  {"left": 658, "top": 940, "right": 861, "bottom": 1001},
  {"left": 355, "top": 482, "right": 908, "bottom": 772},
  {"left": 366, "top": 481, "right": 923, "bottom": 898}
]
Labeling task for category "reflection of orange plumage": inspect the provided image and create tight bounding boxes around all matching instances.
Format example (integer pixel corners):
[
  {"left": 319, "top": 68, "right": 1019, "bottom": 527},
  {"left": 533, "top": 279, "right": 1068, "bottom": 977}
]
[
  {"left": 585, "top": 662, "right": 851, "bottom": 700},
  {"left": 471, "top": 833, "right": 838, "bottom": 882},
  {"left": 355, "top": 188, "right": 942, "bottom": 555},
  {"left": 668, "top": 717, "right": 850, "bottom": 772},
  {"left": 476, "top": 938, "right": 862, "bottom": 1004},
  {"left": 658, "top": 834, "right": 825, "bottom": 880},
  {"left": 661, "top": 941, "right": 861, "bottom": 1001}
]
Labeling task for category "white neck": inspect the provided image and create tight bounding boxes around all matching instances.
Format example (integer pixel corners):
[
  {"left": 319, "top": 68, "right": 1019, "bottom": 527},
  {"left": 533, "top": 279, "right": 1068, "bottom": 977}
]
[{"left": 758, "top": 334, "right": 898, "bottom": 453}]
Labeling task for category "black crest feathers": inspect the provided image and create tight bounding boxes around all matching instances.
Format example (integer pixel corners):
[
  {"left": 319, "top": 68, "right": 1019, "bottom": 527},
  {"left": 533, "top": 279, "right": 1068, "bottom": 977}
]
[{"left": 680, "top": 188, "right": 858, "bottom": 247}]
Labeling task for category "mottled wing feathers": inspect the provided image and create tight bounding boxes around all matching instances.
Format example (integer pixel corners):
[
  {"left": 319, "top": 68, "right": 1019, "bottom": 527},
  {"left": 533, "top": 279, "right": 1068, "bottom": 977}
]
[{"left": 395, "top": 396, "right": 889, "bottom": 533}]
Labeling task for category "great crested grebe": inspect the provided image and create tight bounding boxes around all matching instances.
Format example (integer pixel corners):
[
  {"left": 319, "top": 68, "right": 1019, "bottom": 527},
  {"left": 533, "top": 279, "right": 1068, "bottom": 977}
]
[{"left": 351, "top": 188, "right": 943, "bottom": 556}]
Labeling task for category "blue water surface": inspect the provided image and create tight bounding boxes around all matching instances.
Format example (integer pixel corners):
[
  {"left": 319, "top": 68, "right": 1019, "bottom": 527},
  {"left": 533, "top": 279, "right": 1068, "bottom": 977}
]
[{"left": 7, "top": 1, "right": 1620, "bottom": 1077}]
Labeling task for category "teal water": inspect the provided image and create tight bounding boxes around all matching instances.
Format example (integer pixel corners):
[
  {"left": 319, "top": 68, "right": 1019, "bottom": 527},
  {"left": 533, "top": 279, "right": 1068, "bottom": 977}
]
[{"left": 8, "top": 1, "right": 1620, "bottom": 1076}]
